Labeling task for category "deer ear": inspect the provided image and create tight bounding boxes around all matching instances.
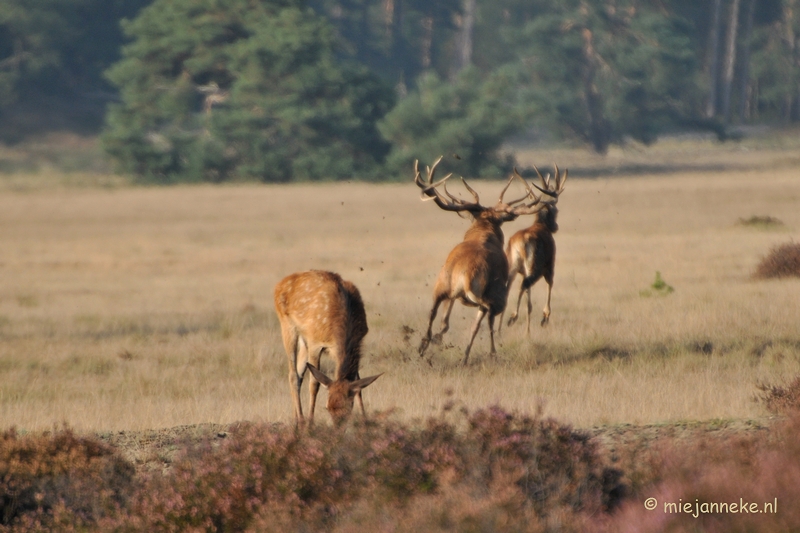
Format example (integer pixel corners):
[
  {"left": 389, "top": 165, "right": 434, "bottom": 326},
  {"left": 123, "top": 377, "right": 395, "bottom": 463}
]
[
  {"left": 349, "top": 373, "right": 383, "bottom": 393},
  {"left": 307, "top": 364, "right": 333, "bottom": 387}
]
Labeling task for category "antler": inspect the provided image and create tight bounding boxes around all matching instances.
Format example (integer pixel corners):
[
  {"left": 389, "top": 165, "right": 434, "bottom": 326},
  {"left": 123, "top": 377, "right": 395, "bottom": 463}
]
[
  {"left": 512, "top": 165, "right": 568, "bottom": 201},
  {"left": 414, "top": 157, "right": 484, "bottom": 213},
  {"left": 498, "top": 175, "right": 536, "bottom": 207},
  {"left": 531, "top": 164, "right": 568, "bottom": 198}
]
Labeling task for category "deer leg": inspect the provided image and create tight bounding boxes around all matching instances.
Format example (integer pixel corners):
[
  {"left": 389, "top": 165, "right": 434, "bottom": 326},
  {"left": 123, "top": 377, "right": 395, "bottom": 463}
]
[
  {"left": 520, "top": 271, "right": 543, "bottom": 332},
  {"left": 507, "top": 285, "right": 525, "bottom": 327},
  {"left": 525, "top": 287, "right": 533, "bottom": 336},
  {"left": 463, "top": 307, "right": 487, "bottom": 366},
  {"left": 438, "top": 299, "right": 456, "bottom": 338},
  {"left": 356, "top": 391, "right": 366, "bottom": 417},
  {"left": 307, "top": 347, "right": 328, "bottom": 423},
  {"left": 541, "top": 280, "right": 552, "bottom": 326},
  {"left": 420, "top": 295, "right": 446, "bottom": 356},
  {"left": 351, "top": 371, "right": 366, "bottom": 417},
  {"left": 498, "top": 271, "right": 518, "bottom": 334},
  {"left": 281, "top": 327, "right": 305, "bottom": 422},
  {"left": 487, "top": 312, "right": 498, "bottom": 357}
]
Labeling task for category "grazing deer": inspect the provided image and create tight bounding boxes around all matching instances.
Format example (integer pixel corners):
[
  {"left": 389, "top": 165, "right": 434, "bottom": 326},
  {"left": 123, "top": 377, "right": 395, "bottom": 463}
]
[
  {"left": 274, "top": 270, "right": 382, "bottom": 426},
  {"left": 415, "top": 157, "right": 554, "bottom": 365},
  {"left": 504, "top": 165, "right": 567, "bottom": 335}
]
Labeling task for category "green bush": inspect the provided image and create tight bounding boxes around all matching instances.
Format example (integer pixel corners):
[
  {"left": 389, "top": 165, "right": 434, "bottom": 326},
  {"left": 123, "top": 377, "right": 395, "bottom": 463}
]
[
  {"left": 378, "top": 67, "right": 525, "bottom": 178},
  {"left": 102, "top": 0, "right": 393, "bottom": 183}
]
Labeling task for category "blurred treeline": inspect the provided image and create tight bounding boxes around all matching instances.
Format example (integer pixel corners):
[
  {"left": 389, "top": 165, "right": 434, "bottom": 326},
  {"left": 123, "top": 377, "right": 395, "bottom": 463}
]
[{"left": 1, "top": 0, "right": 798, "bottom": 182}]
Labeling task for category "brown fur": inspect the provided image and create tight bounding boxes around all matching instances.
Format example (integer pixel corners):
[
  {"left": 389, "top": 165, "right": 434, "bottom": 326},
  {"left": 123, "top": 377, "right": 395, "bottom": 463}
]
[
  {"left": 274, "top": 270, "right": 381, "bottom": 426},
  {"left": 420, "top": 211, "right": 517, "bottom": 365},
  {"left": 504, "top": 204, "right": 559, "bottom": 334},
  {"left": 503, "top": 164, "right": 566, "bottom": 334},
  {"left": 414, "top": 157, "right": 548, "bottom": 365}
]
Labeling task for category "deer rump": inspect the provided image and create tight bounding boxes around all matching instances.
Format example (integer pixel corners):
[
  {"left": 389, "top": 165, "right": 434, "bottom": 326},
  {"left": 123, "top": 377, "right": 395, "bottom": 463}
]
[
  {"left": 436, "top": 238, "right": 509, "bottom": 317},
  {"left": 275, "top": 271, "right": 367, "bottom": 381}
]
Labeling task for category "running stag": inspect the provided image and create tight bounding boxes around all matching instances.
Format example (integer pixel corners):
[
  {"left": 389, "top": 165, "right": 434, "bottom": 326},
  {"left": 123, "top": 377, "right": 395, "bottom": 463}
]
[
  {"left": 415, "top": 157, "right": 551, "bottom": 365},
  {"left": 505, "top": 165, "right": 567, "bottom": 334}
]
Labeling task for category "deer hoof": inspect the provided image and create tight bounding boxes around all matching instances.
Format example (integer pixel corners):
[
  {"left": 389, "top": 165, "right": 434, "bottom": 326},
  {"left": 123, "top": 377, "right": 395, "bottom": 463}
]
[
  {"left": 418, "top": 338, "right": 430, "bottom": 356},
  {"left": 540, "top": 315, "right": 549, "bottom": 327},
  {"left": 507, "top": 315, "right": 518, "bottom": 326}
]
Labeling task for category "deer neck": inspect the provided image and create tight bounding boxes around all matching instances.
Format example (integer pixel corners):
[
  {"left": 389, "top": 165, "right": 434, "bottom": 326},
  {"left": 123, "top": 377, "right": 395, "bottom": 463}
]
[
  {"left": 339, "top": 347, "right": 362, "bottom": 382},
  {"left": 464, "top": 218, "right": 504, "bottom": 246}
]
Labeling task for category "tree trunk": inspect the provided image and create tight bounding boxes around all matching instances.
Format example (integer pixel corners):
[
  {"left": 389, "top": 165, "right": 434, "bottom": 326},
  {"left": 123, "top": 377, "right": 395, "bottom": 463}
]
[
  {"left": 420, "top": 16, "right": 433, "bottom": 70},
  {"left": 383, "top": 0, "right": 395, "bottom": 41},
  {"left": 581, "top": 27, "right": 610, "bottom": 154},
  {"left": 456, "top": 0, "right": 476, "bottom": 73},
  {"left": 721, "top": 0, "right": 741, "bottom": 123},
  {"left": 738, "top": 0, "right": 756, "bottom": 120},
  {"left": 705, "top": 0, "right": 723, "bottom": 118},
  {"left": 386, "top": 0, "right": 407, "bottom": 95},
  {"left": 785, "top": 0, "right": 800, "bottom": 121}
]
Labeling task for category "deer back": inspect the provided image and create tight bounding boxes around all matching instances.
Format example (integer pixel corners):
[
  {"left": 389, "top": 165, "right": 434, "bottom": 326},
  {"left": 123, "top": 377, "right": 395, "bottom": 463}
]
[
  {"left": 507, "top": 221, "right": 556, "bottom": 278},
  {"left": 273, "top": 270, "right": 367, "bottom": 377}
]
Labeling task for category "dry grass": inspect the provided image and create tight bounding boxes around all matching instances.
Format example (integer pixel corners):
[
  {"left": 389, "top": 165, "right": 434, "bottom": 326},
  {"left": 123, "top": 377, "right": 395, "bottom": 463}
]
[{"left": 0, "top": 134, "right": 799, "bottom": 432}]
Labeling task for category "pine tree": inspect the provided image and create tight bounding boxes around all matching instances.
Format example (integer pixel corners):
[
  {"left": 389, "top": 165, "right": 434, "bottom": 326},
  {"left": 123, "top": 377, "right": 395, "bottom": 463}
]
[{"left": 102, "top": 0, "right": 393, "bottom": 183}]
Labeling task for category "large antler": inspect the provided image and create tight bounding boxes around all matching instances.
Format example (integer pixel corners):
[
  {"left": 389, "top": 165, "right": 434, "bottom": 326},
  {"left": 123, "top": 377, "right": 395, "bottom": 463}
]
[
  {"left": 414, "top": 157, "right": 485, "bottom": 213},
  {"left": 501, "top": 164, "right": 568, "bottom": 216},
  {"left": 529, "top": 164, "right": 568, "bottom": 199}
]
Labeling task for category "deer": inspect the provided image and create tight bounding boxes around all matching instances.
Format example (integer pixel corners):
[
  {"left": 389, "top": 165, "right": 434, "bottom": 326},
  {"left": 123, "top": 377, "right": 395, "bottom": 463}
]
[
  {"left": 504, "top": 165, "right": 567, "bottom": 335},
  {"left": 414, "top": 156, "right": 555, "bottom": 365},
  {"left": 274, "top": 270, "right": 382, "bottom": 426}
]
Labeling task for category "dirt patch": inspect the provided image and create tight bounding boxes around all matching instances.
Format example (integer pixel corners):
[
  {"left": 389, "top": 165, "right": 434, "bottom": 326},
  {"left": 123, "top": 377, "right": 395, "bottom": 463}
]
[
  {"left": 95, "top": 417, "right": 773, "bottom": 476},
  {"left": 96, "top": 423, "right": 232, "bottom": 474}
]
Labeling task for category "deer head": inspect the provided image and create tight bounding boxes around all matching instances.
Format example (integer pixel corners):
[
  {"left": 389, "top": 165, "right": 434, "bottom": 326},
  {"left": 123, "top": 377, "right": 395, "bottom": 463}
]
[
  {"left": 307, "top": 364, "right": 382, "bottom": 426},
  {"left": 513, "top": 165, "right": 567, "bottom": 232}
]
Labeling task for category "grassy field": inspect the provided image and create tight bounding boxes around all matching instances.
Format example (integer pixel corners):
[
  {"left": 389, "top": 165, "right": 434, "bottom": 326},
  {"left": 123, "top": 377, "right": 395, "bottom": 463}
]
[{"left": 0, "top": 132, "right": 799, "bottom": 432}]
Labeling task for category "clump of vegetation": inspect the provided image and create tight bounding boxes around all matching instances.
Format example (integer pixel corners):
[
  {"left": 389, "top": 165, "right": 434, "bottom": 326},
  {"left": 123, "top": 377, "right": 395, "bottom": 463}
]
[
  {"left": 640, "top": 271, "right": 674, "bottom": 297},
  {"left": 737, "top": 215, "right": 785, "bottom": 229},
  {"left": 756, "top": 376, "right": 800, "bottom": 415},
  {"left": 596, "top": 414, "right": 800, "bottom": 532},
  {"left": 12, "top": 408, "right": 800, "bottom": 532},
  {"left": 378, "top": 67, "right": 524, "bottom": 178},
  {"left": 116, "top": 407, "right": 623, "bottom": 531},
  {"left": 0, "top": 408, "right": 625, "bottom": 531},
  {"left": 753, "top": 242, "right": 800, "bottom": 279},
  {"left": 0, "top": 427, "right": 134, "bottom": 530},
  {"left": 103, "top": 0, "right": 393, "bottom": 183}
]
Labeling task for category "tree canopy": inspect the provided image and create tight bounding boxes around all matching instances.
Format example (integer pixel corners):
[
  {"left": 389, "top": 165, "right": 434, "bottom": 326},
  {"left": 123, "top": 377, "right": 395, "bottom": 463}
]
[
  {"left": 3, "top": 0, "right": 800, "bottom": 181},
  {"left": 101, "top": 0, "right": 393, "bottom": 183}
]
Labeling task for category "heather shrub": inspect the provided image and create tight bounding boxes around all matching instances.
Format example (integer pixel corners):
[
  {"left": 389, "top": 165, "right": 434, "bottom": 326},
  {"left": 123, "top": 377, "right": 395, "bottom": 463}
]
[
  {"left": 111, "top": 407, "right": 622, "bottom": 531},
  {"left": 115, "top": 422, "right": 350, "bottom": 532},
  {"left": 463, "top": 406, "right": 622, "bottom": 516},
  {"left": 0, "top": 427, "right": 134, "bottom": 531},
  {"left": 0, "top": 408, "right": 629, "bottom": 531},
  {"left": 756, "top": 375, "right": 800, "bottom": 414},
  {"left": 753, "top": 242, "right": 800, "bottom": 279},
  {"left": 594, "top": 415, "right": 800, "bottom": 532}
]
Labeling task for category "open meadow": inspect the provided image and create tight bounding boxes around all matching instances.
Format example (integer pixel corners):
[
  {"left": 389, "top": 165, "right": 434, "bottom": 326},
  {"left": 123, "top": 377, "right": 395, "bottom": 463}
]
[{"left": 1, "top": 132, "right": 799, "bottom": 433}]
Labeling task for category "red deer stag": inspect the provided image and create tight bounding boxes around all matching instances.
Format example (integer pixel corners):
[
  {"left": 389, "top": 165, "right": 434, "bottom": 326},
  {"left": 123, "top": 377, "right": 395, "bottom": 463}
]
[
  {"left": 274, "top": 270, "right": 382, "bottom": 426},
  {"left": 415, "top": 157, "right": 553, "bottom": 365},
  {"left": 504, "top": 165, "right": 567, "bottom": 335}
]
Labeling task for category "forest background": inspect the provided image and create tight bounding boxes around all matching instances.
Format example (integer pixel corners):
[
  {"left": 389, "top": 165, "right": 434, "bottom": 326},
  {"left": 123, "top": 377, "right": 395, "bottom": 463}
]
[{"left": 1, "top": 0, "right": 799, "bottom": 183}]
